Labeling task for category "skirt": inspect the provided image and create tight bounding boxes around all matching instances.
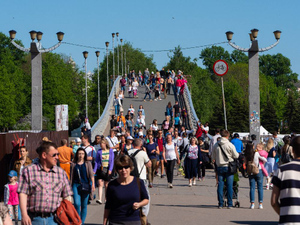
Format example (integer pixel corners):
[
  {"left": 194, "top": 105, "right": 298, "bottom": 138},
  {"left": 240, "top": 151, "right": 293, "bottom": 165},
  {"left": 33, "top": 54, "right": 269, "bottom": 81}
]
[{"left": 184, "top": 158, "right": 198, "bottom": 179}]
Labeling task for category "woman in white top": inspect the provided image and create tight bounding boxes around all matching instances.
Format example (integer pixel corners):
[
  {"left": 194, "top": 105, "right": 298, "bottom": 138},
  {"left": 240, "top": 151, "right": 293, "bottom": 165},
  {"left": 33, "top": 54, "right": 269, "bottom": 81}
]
[
  {"left": 163, "top": 134, "right": 180, "bottom": 188},
  {"left": 128, "top": 104, "right": 135, "bottom": 119},
  {"left": 245, "top": 143, "right": 267, "bottom": 209},
  {"left": 136, "top": 111, "right": 145, "bottom": 129},
  {"left": 132, "top": 78, "right": 139, "bottom": 98},
  {"left": 118, "top": 90, "right": 124, "bottom": 105},
  {"left": 150, "top": 119, "right": 159, "bottom": 137}
]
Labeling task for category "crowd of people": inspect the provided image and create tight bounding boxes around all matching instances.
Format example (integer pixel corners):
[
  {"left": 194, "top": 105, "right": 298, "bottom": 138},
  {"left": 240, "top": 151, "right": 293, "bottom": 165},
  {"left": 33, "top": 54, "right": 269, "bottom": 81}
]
[{"left": 1, "top": 67, "right": 300, "bottom": 225}]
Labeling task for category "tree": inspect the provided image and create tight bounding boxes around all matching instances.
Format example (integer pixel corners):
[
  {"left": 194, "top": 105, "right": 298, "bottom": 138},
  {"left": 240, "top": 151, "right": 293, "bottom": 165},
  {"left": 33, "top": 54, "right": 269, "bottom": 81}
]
[
  {"left": 200, "top": 46, "right": 231, "bottom": 76},
  {"left": 165, "top": 46, "right": 198, "bottom": 74},
  {"left": 230, "top": 50, "right": 248, "bottom": 64},
  {"left": 261, "top": 96, "right": 278, "bottom": 132},
  {"left": 259, "top": 53, "right": 298, "bottom": 89}
]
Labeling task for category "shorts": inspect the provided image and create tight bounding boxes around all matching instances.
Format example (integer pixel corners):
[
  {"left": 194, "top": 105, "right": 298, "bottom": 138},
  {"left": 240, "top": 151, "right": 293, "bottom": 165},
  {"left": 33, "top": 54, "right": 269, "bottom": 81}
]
[
  {"left": 158, "top": 152, "right": 164, "bottom": 161},
  {"left": 96, "top": 167, "right": 112, "bottom": 182}
]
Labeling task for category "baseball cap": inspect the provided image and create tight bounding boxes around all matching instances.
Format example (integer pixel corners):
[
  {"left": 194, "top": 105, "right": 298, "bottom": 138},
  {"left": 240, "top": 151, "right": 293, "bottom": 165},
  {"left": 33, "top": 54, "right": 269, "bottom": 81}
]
[
  {"left": 75, "top": 138, "right": 81, "bottom": 143},
  {"left": 8, "top": 170, "right": 17, "bottom": 177},
  {"left": 138, "top": 132, "right": 143, "bottom": 136},
  {"left": 127, "top": 136, "right": 134, "bottom": 140},
  {"left": 116, "top": 133, "right": 121, "bottom": 136}
]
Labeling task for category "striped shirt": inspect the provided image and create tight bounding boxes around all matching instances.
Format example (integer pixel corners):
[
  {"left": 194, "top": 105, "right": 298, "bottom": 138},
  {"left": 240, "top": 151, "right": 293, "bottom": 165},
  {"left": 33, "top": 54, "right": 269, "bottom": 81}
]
[
  {"left": 18, "top": 162, "right": 72, "bottom": 213},
  {"left": 272, "top": 159, "right": 300, "bottom": 224},
  {"left": 102, "top": 149, "right": 110, "bottom": 168}
]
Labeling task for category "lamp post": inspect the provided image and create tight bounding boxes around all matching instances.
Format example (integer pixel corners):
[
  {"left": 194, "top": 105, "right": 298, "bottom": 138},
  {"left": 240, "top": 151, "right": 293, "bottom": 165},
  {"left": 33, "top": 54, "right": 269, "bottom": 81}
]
[
  {"left": 82, "top": 51, "right": 89, "bottom": 119},
  {"left": 112, "top": 33, "right": 115, "bottom": 81},
  {"left": 105, "top": 42, "right": 110, "bottom": 99},
  {"left": 95, "top": 51, "right": 100, "bottom": 118},
  {"left": 225, "top": 29, "right": 281, "bottom": 141},
  {"left": 116, "top": 32, "right": 119, "bottom": 76},
  {"left": 124, "top": 49, "right": 127, "bottom": 76},
  {"left": 9, "top": 30, "right": 64, "bottom": 131},
  {"left": 120, "top": 39, "right": 123, "bottom": 76}
]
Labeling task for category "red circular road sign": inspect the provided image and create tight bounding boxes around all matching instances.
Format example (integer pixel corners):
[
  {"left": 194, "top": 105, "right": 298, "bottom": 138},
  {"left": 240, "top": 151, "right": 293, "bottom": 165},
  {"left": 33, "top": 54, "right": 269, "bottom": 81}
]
[{"left": 213, "top": 60, "right": 229, "bottom": 76}]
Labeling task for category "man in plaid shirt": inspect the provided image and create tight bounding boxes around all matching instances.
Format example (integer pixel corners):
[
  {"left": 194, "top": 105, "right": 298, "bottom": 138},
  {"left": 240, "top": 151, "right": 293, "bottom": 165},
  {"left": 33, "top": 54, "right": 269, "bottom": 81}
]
[{"left": 18, "top": 141, "right": 73, "bottom": 225}]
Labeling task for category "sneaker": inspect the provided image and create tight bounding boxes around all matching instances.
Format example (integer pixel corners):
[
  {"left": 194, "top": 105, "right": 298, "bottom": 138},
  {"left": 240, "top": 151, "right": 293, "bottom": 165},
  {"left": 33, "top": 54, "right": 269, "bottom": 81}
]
[
  {"left": 159, "top": 99, "right": 162, "bottom": 100},
  {"left": 218, "top": 206, "right": 223, "bottom": 209},
  {"left": 150, "top": 100, "right": 153, "bottom": 102},
  {"left": 188, "top": 183, "right": 192, "bottom": 187},
  {"left": 259, "top": 204, "right": 263, "bottom": 209},
  {"left": 193, "top": 181, "right": 196, "bottom": 186},
  {"left": 227, "top": 206, "right": 233, "bottom": 209},
  {"left": 143, "top": 100, "right": 146, "bottom": 102},
  {"left": 96, "top": 199, "right": 102, "bottom": 204},
  {"left": 202, "top": 176, "right": 205, "bottom": 181},
  {"left": 149, "top": 184, "right": 153, "bottom": 188},
  {"left": 170, "top": 184, "right": 173, "bottom": 188},
  {"left": 250, "top": 203, "right": 255, "bottom": 209},
  {"left": 198, "top": 178, "right": 202, "bottom": 181},
  {"left": 266, "top": 184, "right": 269, "bottom": 190},
  {"left": 167, "top": 183, "right": 170, "bottom": 188},
  {"left": 154, "top": 99, "right": 157, "bottom": 101}
]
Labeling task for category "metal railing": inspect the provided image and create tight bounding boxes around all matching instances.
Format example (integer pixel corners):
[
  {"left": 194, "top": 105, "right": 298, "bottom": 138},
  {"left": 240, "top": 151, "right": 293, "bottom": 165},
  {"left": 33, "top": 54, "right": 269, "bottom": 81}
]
[
  {"left": 182, "top": 83, "right": 199, "bottom": 130},
  {"left": 91, "top": 76, "right": 121, "bottom": 140}
]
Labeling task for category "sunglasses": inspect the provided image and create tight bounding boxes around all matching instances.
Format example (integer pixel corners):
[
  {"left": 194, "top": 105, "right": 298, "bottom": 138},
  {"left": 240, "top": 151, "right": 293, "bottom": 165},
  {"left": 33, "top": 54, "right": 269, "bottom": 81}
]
[
  {"left": 117, "top": 165, "right": 130, "bottom": 170},
  {"left": 49, "top": 153, "right": 60, "bottom": 157}
]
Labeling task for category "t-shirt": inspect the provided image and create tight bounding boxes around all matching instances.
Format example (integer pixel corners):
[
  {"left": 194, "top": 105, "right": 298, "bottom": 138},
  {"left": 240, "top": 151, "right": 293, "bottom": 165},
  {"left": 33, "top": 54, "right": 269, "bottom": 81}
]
[
  {"left": 145, "top": 143, "right": 158, "bottom": 160},
  {"left": 84, "top": 145, "right": 96, "bottom": 158},
  {"left": 268, "top": 147, "right": 276, "bottom": 158},
  {"left": 120, "top": 79, "right": 126, "bottom": 86},
  {"left": 187, "top": 145, "right": 199, "bottom": 159},
  {"left": 165, "top": 143, "right": 177, "bottom": 160},
  {"left": 8, "top": 183, "right": 19, "bottom": 205},
  {"left": 57, "top": 146, "right": 74, "bottom": 164},
  {"left": 272, "top": 160, "right": 300, "bottom": 224},
  {"left": 132, "top": 81, "right": 138, "bottom": 90},
  {"left": 102, "top": 149, "right": 110, "bottom": 168},
  {"left": 162, "top": 120, "right": 169, "bottom": 130},
  {"left": 173, "top": 104, "right": 180, "bottom": 114},
  {"left": 128, "top": 108, "right": 135, "bottom": 115},
  {"left": 106, "top": 136, "right": 119, "bottom": 152},
  {"left": 105, "top": 177, "right": 149, "bottom": 223},
  {"left": 150, "top": 124, "right": 158, "bottom": 131},
  {"left": 127, "top": 149, "right": 150, "bottom": 180},
  {"left": 231, "top": 138, "right": 243, "bottom": 153},
  {"left": 126, "top": 120, "right": 133, "bottom": 128},
  {"left": 174, "top": 117, "right": 180, "bottom": 125},
  {"left": 157, "top": 138, "right": 164, "bottom": 153}
]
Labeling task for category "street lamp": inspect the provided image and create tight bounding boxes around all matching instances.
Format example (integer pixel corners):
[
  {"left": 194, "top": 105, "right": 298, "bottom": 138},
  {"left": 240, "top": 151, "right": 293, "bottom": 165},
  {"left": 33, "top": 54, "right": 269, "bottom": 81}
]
[
  {"left": 9, "top": 30, "right": 64, "bottom": 130},
  {"left": 82, "top": 51, "right": 89, "bottom": 119},
  {"left": 116, "top": 32, "right": 119, "bottom": 77},
  {"left": 95, "top": 51, "right": 100, "bottom": 118},
  {"left": 112, "top": 33, "right": 115, "bottom": 81},
  {"left": 124, "top": 48, "right": 127, "bottom": 77},
  {"left": 225, "top": 29, "right": 281, "bottom": 141},
  {"left": 120, "top": 38, "right": 123, "bottom": 76},
  {"left": 105, "top": 41, "right": 110, "bottom": 99}
]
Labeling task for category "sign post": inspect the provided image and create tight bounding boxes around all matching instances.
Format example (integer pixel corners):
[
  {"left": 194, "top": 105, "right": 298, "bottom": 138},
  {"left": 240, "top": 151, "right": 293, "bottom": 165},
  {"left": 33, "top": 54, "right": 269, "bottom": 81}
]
[{"left": 213, "top": 60, "right": 229, "bottom": 130}]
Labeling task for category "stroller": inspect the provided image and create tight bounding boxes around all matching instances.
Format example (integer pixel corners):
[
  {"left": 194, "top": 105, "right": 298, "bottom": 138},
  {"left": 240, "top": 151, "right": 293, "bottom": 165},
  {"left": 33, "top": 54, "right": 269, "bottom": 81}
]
[{"left": 223, "top": 173, "right": 240, "bottom": 208}]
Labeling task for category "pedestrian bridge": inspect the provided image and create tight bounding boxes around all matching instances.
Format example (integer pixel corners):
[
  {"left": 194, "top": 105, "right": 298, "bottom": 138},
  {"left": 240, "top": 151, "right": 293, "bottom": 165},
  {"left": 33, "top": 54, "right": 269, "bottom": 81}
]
[{"left": 91, "top": 76, "right": 199, "bottom": 139}]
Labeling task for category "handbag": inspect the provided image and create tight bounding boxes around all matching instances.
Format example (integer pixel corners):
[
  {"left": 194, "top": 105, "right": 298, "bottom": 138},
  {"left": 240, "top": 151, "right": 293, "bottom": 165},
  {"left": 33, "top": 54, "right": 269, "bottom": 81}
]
[
  {"left": 218, "top": 144, "right": 237, "bottom": 174},
  {"left": 77, "top": 168, "right": 92, "bottom": 193}
]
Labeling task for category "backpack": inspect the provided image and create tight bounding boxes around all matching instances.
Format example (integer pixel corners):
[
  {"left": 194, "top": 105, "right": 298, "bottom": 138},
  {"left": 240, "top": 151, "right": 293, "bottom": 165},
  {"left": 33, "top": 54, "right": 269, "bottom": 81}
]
[
  {"left": 54, "top": 199, "right": 82, "bottom": 225},
  {"left": 129, "top": 150, "right": 144, "bottom": 177},
  {"left": 246, "top": 160, "right": 259, "bottom": 175}
]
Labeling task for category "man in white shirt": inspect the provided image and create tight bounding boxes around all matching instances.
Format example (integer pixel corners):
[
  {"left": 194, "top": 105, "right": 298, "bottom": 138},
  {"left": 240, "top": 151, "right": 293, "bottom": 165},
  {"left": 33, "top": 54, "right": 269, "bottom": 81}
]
[
  {"left": 106, "top": 129, "right": 119, "bottom": 154},
  {"left": 128, "top": 139, "right": 151, "bottom": 222},
  {"left": 81, "top": 134, "right": 95, "bottom": 161}
]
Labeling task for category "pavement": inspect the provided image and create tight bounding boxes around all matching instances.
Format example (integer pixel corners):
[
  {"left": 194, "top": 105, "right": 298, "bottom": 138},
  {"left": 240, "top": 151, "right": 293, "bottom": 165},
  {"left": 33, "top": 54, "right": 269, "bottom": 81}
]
[{"left": 85, "top": 169, "right": 279, "bottom": 225}]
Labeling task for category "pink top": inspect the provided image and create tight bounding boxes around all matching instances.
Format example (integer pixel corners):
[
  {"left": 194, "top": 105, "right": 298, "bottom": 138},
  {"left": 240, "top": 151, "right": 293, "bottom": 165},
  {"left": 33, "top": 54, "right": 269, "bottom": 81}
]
[{"left": 8, "top": 183, "right": 19, "bottom": 205}]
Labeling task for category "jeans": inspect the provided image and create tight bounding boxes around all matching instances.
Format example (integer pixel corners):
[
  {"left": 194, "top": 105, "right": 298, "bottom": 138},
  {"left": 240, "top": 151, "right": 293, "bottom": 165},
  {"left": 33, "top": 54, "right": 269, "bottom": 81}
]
[
  {"left": 176, "top": 86, "right": 180, "bottom": 95},
  {"left": 30, "top": 215, "right": 57, "bottom": 225},
  {"left": 141, "top": 179, "right": 150, "bottom": 216},
  {"left": 115, "top": 105, "right": 120, "bottom": 115},
  {"left": 217, "top": 166, "right": 234, "bottom": 207},
  {"left": 166, "top": 159, "right": 176, "bottom": 184},
  {"left": 144, "top": 92, "right": 152, "bottom": 100},
  {"left": 147, "top": 158, "right": 157, "bottom": 183},
  {"left": 128, "top": 127, "right": 133, "bottom": 136},
  {"left": 73, "top": 183, "right": 89, "bottom": 224},
  {"left": 249, "top": 169, "right": 264, "bottom": 203}
]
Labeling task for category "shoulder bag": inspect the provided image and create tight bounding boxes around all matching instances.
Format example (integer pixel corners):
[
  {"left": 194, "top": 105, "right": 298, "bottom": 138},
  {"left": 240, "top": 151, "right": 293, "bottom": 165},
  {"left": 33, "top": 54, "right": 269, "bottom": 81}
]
[
  {"left": 77, "top": 168, "right": 92, "bottom": 193},
  {"left": 218, "top": 144, "right": 237, "bottom": 174}
]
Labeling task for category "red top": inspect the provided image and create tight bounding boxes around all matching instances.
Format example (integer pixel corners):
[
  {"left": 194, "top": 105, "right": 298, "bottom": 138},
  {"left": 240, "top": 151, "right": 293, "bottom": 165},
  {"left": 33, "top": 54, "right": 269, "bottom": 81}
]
[{"left": 157, "top": 138, "right": 164, "bottom": 152}]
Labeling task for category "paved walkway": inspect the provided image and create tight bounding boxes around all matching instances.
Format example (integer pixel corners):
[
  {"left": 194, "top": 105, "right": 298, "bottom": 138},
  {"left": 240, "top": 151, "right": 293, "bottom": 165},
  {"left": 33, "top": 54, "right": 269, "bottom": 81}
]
[
  {"left": 121, "top": 85, "right": 176, "bottom": 129},
  {"left": 85, "top": 170, "right": 278, "bottom": 225}
]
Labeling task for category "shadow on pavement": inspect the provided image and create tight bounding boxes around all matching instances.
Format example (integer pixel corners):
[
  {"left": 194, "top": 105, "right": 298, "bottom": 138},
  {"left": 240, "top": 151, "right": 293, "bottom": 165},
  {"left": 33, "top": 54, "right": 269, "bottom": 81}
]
[
  {"left": 152, "top": 203, "right": 217, "bottom": 209},
  {"left": 231, "top": 221, "right": 277, "bottom": 225}
]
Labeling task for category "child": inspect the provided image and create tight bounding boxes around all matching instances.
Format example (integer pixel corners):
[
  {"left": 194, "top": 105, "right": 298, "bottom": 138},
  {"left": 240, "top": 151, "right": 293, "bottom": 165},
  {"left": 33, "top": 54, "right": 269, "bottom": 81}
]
[
  {"left": 128, "top": 84, "right": 132, "bottom": 98},
  {"left": 256, "top": 143, "right": 269, "bottom": 188},
  {"left": 128, "top": 104, "right": 135, "bottom": 119},
  {"left": 174, "top": 113, "right": 181, "bottom": 130},
  {"left": 4, "top": 170, "right": 18, "bottom": 225}
]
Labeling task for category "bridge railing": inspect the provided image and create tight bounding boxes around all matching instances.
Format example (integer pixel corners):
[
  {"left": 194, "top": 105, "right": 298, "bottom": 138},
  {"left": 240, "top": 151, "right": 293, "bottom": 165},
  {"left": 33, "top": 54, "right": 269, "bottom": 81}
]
[
  {"left": 182, "top": 83, "right": 199, "bottom": 131},
  {"left": 91, "top": 76, "right": 121, "bottom": 140}
]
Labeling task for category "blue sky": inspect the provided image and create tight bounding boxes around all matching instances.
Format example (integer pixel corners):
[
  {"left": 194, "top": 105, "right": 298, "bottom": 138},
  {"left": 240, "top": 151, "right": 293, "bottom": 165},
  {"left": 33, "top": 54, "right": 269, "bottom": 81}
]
[{"left": 1, "top": 0, "right": 299, "bottom": 76}]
